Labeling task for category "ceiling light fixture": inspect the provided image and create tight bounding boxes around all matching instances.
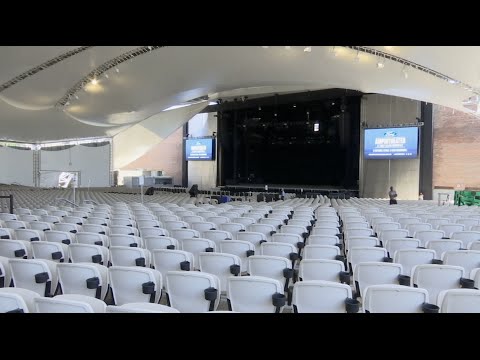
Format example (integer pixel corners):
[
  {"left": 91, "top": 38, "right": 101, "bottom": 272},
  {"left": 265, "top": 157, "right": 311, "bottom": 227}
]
[
  {"left": 261, "top": 46, "right": 269, "bottom": 49},
  {"left": 376, "top": 57, "right": 385, "bottom": 69},
  {"left": 285, "top": 46, "right": 291, "bottom": 50},
  {"left": 104, "top": 73, "right": 109, "bottom": 79},
  {"left": 115, "top": 68, "right": 120, "bottom": 73},
  {"left": 74, "top": 95, "right": 79, "bottom": 100},
  {"left": 91, "top": 78, "right": 98, "bottom": 85},
  {"left": 402, "top": 65, "right": 408, "bottom": 79},
  {"left": 304, "top": 46, "right": 312, "bottom": 53}
]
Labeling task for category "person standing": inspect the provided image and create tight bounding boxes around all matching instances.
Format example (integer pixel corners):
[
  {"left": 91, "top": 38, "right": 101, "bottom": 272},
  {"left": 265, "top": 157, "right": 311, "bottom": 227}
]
[{"left": 388, "top": 186, "right": 398, "bottom": 205}]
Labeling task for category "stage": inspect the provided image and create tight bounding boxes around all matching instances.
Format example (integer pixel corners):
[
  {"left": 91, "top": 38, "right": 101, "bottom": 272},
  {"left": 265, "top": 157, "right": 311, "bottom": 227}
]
[{"left": 218, "top": 183, "right": 359, "bottom": 198}]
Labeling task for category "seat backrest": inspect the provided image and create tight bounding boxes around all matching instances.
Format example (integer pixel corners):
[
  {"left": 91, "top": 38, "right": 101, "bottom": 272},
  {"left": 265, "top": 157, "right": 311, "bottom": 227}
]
[
  {"left": 9, "top": 258, "right": 55, "bottom": 297},
  {"left": 34, "top": 294, "right": 106, "bottom": 313},
  {"left": 152, "top": 249, "right": 194, "bottom": 281},
  {"left": 108, "top": 266, "right": 162, "bottom": 306},
  {"left": 227, "top": 276, "right": 284, "bottom": 313},
  {"left": 109, "top": 234, "right": 143, "bottom": 248},
  {"left": 426, "top": 239, "right": 463, "bottom": 259},
  {"left": 353, "top": 262, "right": 403, "bottom": 298},
  {"left": 31, "top": 241, "right": 67, "bottom": 263},
  {"left": 437, "top": 289, "right": 480, "bottom": 313},
  {"left": 451, "top": 231, "right": 480, "bottom": 248},
  {"left": 75, "top": 232, "right": 109, "bottom": 247},
  {"left": 260, "top": 242, "right": 296, "bottom": 260},
  {"left": 394, "top": 248, "right": 436, "bottom": 276},
  {"left": 348, "top": 247, "right": 388, "bottom": 273},
  {"left": 442, "top": 250, "right": 480, "bottom": 278},
  {"left": 0, "top": 287, "right": 39, "bottom": 313},
  {"left": 303, "top": 245, "right": 341, "bottom": 260},
  {"left": 385, "top": 238, "right": 421, "bottom": 258},
  {"left": 414, "top": 230, "right": 446, "bottom": 247},
  {"left": 110, "top": 246, "right": 151, "bottom": 268},
  {"left": 219, "top": 240, "right": 255, "bottom": 273},
  {"left": 298, "top": 259, "right": 345, "bottom": 282},
  {"left": 412, "top": 264, "right": 464, "bottom": 305},
  {"left": 57, "top": 262, "right": 107, "bottom": 299},
  {"left": 68, "top": 243, "right": 107, "bottom": 265},
  {"left": 198, "top": 252, "right": 242, "bottom": 292},
  {"left": 292, "top": 280, "right": 352, "bottom": 313},
  {"left": 247, "top": 255, "right": 292, "bottom": 286},
  {"left": 363, "top": 284, "right": 428, "bottom": 313},
  {"left": 166, "top": 271, "right": 220, "bottom": 313}
]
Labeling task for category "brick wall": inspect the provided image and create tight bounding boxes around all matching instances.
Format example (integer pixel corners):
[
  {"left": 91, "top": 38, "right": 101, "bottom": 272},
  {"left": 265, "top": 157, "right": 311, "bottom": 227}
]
[{"left": 433, "top": 105, "right": 480, "bottom": 188}]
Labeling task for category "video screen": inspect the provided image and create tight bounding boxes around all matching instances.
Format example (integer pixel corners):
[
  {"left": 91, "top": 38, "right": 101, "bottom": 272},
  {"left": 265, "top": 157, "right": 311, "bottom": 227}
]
[
  {"left": 185, "top": 138, "right": 215, "bottom": 161},
  {"left": 364, "top": 127, "right": 419, "bottom": 159}
]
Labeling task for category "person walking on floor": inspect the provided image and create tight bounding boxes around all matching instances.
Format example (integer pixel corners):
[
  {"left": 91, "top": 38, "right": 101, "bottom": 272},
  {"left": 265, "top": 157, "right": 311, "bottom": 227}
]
[{"left": 389, "top": 186, "right": 398, "bottom": 205}]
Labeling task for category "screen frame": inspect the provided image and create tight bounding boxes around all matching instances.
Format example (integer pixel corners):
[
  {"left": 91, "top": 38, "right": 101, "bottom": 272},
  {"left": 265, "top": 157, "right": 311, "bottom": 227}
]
[
  {"left": 184, "top": 137, "right": 216, "bottom": 161},
  {"left": 363, "top": 126, "right": 420, "bottom": 160}
]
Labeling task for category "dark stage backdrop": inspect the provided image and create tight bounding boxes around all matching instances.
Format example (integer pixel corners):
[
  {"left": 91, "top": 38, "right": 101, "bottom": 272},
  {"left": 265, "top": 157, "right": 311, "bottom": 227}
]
[{"left": 217, "top": 93, "right": 360, "bottom": 188}]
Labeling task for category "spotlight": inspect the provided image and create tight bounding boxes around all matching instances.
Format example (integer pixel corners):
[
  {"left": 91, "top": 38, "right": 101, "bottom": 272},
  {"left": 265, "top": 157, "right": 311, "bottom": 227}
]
[
  {"left": 402, "top": 66, "right": 408, "bottom": 79},
  {"left": 261, "top": 46, "right": 269, "bottom": 49},
  {"left": 304, "top": 46, "right": 312, "bottom": 53},
  {"left": 258, "top": 106, "right": 262, "bottom": 111},
  {"left": 293, "top": 104, "right": 296, "bottom": 108},
  {"left": 91, "top": 78, "right": 98, "bottom": 85},
  {"left": 376, "top": 60, "right": 385, "bottom": 69},
  {"left": 285, "top": 46, "right": 291, "bottom": 50},
  {"left": 65, "top": 101, "right": 70, "bottom": 106},
  {"left": 148, "top": 46, "right": 153, "bottom": 50},
  {"left": 331, "top": 46, "right": 338, "bottom": 57},
  {"left": 115, "top": 68, "right": 120, "bottom": 73},
  {"left": 74, "top": 95, "right": 79, "bottom": 100}
]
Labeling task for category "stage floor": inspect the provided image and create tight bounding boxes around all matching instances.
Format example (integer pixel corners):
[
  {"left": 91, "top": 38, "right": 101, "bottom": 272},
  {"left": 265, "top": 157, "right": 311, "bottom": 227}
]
[{"left": 220, "top": 184, "right": 357, "bottom": 192}]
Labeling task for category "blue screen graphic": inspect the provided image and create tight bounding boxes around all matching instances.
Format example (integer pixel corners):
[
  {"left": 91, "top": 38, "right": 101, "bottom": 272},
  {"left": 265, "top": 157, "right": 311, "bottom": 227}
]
[
  {"left": 364, "top": 127, "right": 419, "bottom": 159},
  {"left": 185, "top": 138, "right": 215, "bottom": 161}
]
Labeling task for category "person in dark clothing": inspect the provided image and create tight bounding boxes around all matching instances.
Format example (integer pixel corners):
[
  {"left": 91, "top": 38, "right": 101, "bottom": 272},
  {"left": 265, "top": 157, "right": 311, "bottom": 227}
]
[
  {"left": 388, "top": 186, "right": 398, "bottom": 205},
  {"left": 189, "top": 184, "right": 199, "bottom": 198}
]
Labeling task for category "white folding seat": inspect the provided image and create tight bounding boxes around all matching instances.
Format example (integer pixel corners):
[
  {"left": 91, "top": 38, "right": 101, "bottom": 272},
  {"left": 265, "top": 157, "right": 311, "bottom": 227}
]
[
  {"left": 378, "top": 229, "right": 409, "bottom": 246},
  {"left": 50, "top": 210, "right": 69, "bottom": 218},
  {"left": 169, "top": 228, "right": 200, "bottom": 240},
  {"left": 437, "top": 289, "right": 480, "bottom": 313},
  {"left": 69, "top": 244, "right": 109, "bottom": 266},
  {"left": 41, "top": 215, "right": 61, "bottom": 224},
  {"left": 243, "top": 213, "right": 264, "bottom": 222},
  {"left": 139, "top": 227, "right": 169, "bottom": 238},
  {"left": 164, "top": 221, "right": 190, "bottom": 231},
  {"left": 260, "top": 242, "right": 298, "bottom": 263},
  {"left": 182, "top": 215, "right": 205, "bottom": 224},
  {"left": 374, "top": 222, "right": 401, "bottom": 234},
  {"left": 198, "top": 252, "right": 242, "bottom": 293},
  {"left": 427, "top": 218, "right": 450, "bottom": 229},
  {"left": 31, "top": 241, "right": 68, "bottom": 263},
  {"left": 54, "top": 223, "right": 82, "bottom": 234},
  {"left": 15, "top": 229, "right": 44, "bottom": 242},
  {"left": 219, "top": 240, "right": 255, "bottom": 273},
  {"left": 143, "top": 236, "right": 179, "bottom": 252},
  {"left": 280, "top": 224, "right": 309, "bottom": 239},
  {"left": 82, "top": 224, "right": 109, "bottom": 236},
  {"left": 414, "top": 230, "right": 446, "bottom": 247},
  {"left": 442, "top": 250, "right": 480, "bottom": 278},
  {"left": 106, "top": 303, "right": 180, "bottom": 313},
  {"left": 385, "top": 238, "right": 421, "bottom": 258},
  {"left": 260, "top": 218, "right": 284, "bottom": 229},
  {"left": 292, "top": 280, "right": 358, "bottom": 313},
  {"left": 450, "top": 231, "right": 480, "bottom": 249},
  {"left": 438, "top": 224, "right": 465, "bottom": 238},
  {"left": 9, "top": 258, "right": 58, "bottom": 297},
  {"left": 44, "top": 230, "right": 74, "bottom": 245},
  {"left": 137, "top": 219, "right": 162, "bottom": 229},
  {"left": 412, "top": 264, "right": 466, "bottom": 305},
  {"left": 63, "top": 216, "right": 84, "bottom": 226},
  {"left": 227, "top": 276, "right": 286, "bottom": 313},
  {"left": 110, "top": 225, "right": 139, "bottom": 236},
  {"left": 110, "top": 246, "right": 152, "bottom": 268},
  {"left": 247, "top": 255, "right": 293, "bottom": 295},
  {"left": 406, "top": 223, "right": 432, "bottom": 237},
  {"left": 111, "top": 213, "right": 133, "bottom": 220},
  {"left": 135, "top": 214, "right": 156, "bottom": 222},
  {"left": 5, "top": 220, "right": 29, "bottom": 230},
  {"left": 180, "top": 238, "right": 216, "bottom": 270},
  {"left": 206, "top": 216, "right": 230, "bottom": 227},
  {"left": 248, "top": 224, "right": 277, "bottom": 242},
  {"left": 311, "top": 226, "right": 339, "bottom": 237},
  {"left": 90, "top": 211, "right": 110, "bottom": 219},
  {"left": 29, "top": 221, "right": 53, "bottom": 232},
  {"left": 218, "top": 222, "right": 245, "bottom": 236},
  {"left": 353, "top": 262, "right": 404, "bottom": 299},
  {"left": 166, "top": 271, "right": 221, "bottom": 312},
  {"left": 0, "top": 287, "right": 40, "bottom": 313},
  {"left": 175, "top": 211, "right": 195, "bottom": 218},
  {"left": 152, "top": 249, "right": 194, "bottom": 282},
  {"left": 109, "top": 234, "right": 143, "bottom": 248},
  {"left": 456, "top": 219, "right": 480, "bottom": 230},
  {"left": 75, "top": 232, "right": 109, "bottom": 247},
  {"left": 394, "top": 248, "right": 436, "bottom": 276},
  {"left": 15, "top": 208, "right": 31, "bottom": 216},
  {"left": 57, "top": 262, "right": 109, "bottom": 300},
  {"left": 19, "top": 215, "right": 40, "bottom": 223},
  {"left": 272, "top": 233, "right": 305, "bottom": 255},
  {"left": 287, "top": 219, "right": 312, "bottom": 230},
  {"left": 109, "top": 266, "right": 162, "bottom": 306},
  {"left": 190, "top": 222, "right": 217, "bottom": 232},
  {"left": 86, "top": 217, "right": 111, "bottom": 227},
  {"left": 303, "top": 244, "right": 344, "bottom": 262},
  {"left": 236, "top": 231, "right": 267, "bottom": 251},
  {"left": 298, "top": 259, "right": 349, "bottom": 284},
  {"left": 363, "top": 284, "right": 433, "bottom": 313},
  {"left": 202, "top": 230, "right": 233, "bottom": 246},
  {"left": 111, "top": 218, "right": 136, "bottom": 227},
  {"left": 344, "top": 228, "right": 374, "bottom": 240},
  {"left": 348, "top": 246, "right": 390, "bottom": 274},
  {"left": 71, "top": 211, "right": 89, "bottom": 219},
  {"left": 346, "top": 236, "right": 381, "bottom": 253},
  {"left": 426, "top": 239, "right": 463, "bottom": 259},
  {"left": 233, "top": 217, "right": 256, "bottom": 227},
  {"left": 0, "top": 239, "right": 32, "bottom": 259},
  {"left": 34, "top": 294, "right": 106, "bottom": 313},
  {"left": 32, "top": 209, "right": 48, "bottom": 216},
  {"left": 158, "top": 214, "right": 179, "bottom": 223},
  {"left": 397, "top": 217, "right": 421, "bottom": 229},
  {"left": 0, "top": 255, "right": 11, "bottom": 287}
]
